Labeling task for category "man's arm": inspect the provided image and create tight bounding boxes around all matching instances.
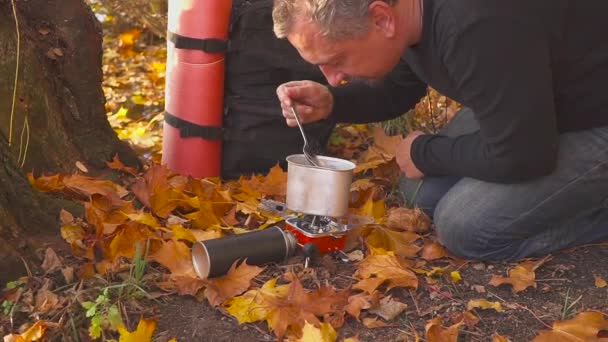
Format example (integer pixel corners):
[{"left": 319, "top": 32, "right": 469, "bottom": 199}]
[
  {"left": 411, "top": 15, "right": 558, "bottom": 183},
  {"left": 329, "top": 59, "right": 427, "bottom": 124}
]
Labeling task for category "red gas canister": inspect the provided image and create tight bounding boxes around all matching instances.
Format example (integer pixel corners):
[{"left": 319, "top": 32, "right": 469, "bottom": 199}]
[{"left": 162, "top": 0, "right": 233, "bottom": 178}]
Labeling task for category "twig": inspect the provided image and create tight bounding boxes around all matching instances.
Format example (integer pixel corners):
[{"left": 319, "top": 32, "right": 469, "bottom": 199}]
[
  {"left": 487, "top": 290, "right": 552, "bottom": 330},
  {"left": 408, "top": 289, "right": 421, "bottom": 316},
  {"left": 18, "top": 116, "right": 30, "bottom": 166},
  {"left": 19, "top": 256, "right": 32, "bottom": 277},
  {"left": 9, "top": 0, "right": 21, "bottom": 146}
]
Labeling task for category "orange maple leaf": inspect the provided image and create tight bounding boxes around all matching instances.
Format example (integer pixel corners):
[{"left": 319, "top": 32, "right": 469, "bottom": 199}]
[
  {"left": 489, "top": 256, "right": 550, "bottom": 293},
  {"left": 531, "top": 311, "right": 608, "bottom": 341},
  {"left": 365, "top": 225, "right": 421, "bottom": 257},
  {"left": 353, "top": 254, "right": 418, "bottom": 293},
  {"left": 203, "top": 261, "right": 265, "bottom": 306},
  {"left": 264, "top": 274, "right": 349, "bottom": 339},
  {"left": 425, "top": 316, "right": 462, "bottom": 342}
]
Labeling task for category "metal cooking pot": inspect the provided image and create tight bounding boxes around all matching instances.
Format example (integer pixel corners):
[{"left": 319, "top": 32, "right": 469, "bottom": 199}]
[{"left": 286, "top": 154, "right": 356, "bottom": 218}]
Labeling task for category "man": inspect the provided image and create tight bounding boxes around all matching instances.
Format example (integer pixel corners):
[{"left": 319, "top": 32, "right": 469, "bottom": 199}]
[{"left": 272, "top": 0, "right": 608, "bottom": 261}]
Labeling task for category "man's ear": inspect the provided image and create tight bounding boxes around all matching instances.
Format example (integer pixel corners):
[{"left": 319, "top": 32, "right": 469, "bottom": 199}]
[{"left": 369, "top": 1, "right": 396, "bottom": 37}]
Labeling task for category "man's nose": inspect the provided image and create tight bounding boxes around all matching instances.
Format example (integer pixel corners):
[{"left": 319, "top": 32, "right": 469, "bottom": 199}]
[{"left": 319, "top": 65, "right": 345, "bottom": 87}]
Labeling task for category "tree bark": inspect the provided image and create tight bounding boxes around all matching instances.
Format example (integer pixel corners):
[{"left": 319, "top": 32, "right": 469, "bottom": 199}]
[{"left": 0, "top": 0, "right": 140, "bottom": 284}]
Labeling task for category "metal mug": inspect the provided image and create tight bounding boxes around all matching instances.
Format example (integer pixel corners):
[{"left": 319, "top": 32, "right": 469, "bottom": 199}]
[{"left": 286, "top": 154, "right": 356, "bottom": 218}]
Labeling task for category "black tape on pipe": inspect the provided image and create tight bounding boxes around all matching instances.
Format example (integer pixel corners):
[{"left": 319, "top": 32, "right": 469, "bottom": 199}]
[{"left": 191, "top": 226, "right": 297, "bottom": 279}]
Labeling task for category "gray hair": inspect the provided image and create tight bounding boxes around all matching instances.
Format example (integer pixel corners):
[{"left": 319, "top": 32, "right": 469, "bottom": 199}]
[{"left": 272, "top": 0, "right": 398, "bottom": 40}]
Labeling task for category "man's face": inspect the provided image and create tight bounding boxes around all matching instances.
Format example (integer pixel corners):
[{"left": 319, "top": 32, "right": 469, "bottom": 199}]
[{"left": 287, "top": 18, "right": 403, "bottom": 87}]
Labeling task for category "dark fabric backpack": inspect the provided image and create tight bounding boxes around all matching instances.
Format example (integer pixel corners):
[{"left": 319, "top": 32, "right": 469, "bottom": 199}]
[{"left": 221, "top": 0, "right": 335, "bottom": 179}]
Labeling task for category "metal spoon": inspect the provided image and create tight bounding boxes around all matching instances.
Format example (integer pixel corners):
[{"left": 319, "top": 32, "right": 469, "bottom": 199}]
[{"left": 290, "top": 105, "right": 320, "bottom": 167}]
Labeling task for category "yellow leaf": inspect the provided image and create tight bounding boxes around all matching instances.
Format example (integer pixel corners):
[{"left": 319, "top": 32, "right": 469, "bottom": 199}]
[
  {"left": 125, "top": 211, "right": 159, "bottom": 228},
  {"left": 466, "top": 299, "right": 504, "bottom": 312},
  {"left": 366, "top": 226, "right": 421, "bottom": 257},
  {"left": 171, "top": 225, "right": 197, "bottom": 243},
  {"left": 493, "top": 334, "right": 510, "bottom": 342},
  {"left": 118, "top": 318, "right": 157, "bottom": 342},
  {"left": 225, "top": 278, "right": 290, "bottom": 324},
  {"left": 532, "top": 311, "right": 608, "bottom": 342},
  {"left": 297, "top": 322, "right": 337, "bottom": 342},
  {"left": 450, "top": 271, "right": 462, "bottom": 283},
  {"left": 118, "top": 29, "right": 141, "bottom": 48},
  {"left": 60, "top": 224, "right": 86, "bottom": 248}
]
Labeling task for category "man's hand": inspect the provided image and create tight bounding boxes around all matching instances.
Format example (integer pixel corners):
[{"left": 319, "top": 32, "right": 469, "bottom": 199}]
[
  {"left": 396, "top": 131, "right": 425, "bottom": 179},
  {"left": 276, "top": 80, "right": 334, "bottom": 127}
]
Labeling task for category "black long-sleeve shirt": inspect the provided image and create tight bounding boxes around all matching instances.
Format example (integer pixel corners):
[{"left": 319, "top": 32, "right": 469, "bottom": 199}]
[{"left": 330, "top": 0, "right": 608, "bottom": 183}]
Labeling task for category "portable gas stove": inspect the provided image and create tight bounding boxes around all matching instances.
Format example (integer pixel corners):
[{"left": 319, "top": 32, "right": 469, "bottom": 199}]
[{"left": 259, "top": 199, "right": 373, "bottom": 253}]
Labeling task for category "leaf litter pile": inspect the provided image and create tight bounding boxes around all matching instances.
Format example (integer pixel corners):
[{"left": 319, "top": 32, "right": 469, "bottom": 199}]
[{"left": 2, "top": 23, "right": 608, "bottom": 342}]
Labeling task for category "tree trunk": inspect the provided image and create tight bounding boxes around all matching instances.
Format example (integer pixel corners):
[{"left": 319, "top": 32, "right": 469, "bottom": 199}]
[{"left": 0, "top": 0, "right": 140, "bottom": 284}]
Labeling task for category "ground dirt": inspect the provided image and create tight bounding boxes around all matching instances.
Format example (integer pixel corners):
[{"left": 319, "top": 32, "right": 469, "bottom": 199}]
[{"left": 151, "top": 243, "right": 608, "bottom": 342}]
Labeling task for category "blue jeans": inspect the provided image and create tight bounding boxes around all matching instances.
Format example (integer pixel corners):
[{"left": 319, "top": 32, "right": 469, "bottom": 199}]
[{"left": 400, "top": 108, "right": 608, "bottom": 261}]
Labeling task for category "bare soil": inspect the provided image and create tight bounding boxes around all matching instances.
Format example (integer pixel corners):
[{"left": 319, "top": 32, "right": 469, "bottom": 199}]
[{"left": 152, "top": 243, "right": 608, "bottom": 342}]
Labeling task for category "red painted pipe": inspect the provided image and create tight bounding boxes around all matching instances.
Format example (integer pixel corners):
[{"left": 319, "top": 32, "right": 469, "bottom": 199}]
[{"left": 162, "top": 0, "right": 233, "bottom": 178}]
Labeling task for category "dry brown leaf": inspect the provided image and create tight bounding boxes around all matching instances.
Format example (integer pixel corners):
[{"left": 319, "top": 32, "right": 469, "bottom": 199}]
[
  {"left": 384, "top": 207, "right": 431, "bottom": 233},
  {"left": 368, "top": 295, "right": 407, "bottom": 321},
  {"left": 106, "top": 154, "right": 139, "bottom": 175},
  {"left": 493, "top": 334, "right": 510, "bottom": 342},
  {"left": 350, "top": 178, "right": 378, "bottom": 192},
  {"left": 353, "top": 254, "right": 418, "bottom": 293},
  {"left": 531, "top": 311, "right": 608, "bottom": 341},
  {"left": 150, "top": 240, "right": 196, "bottom": 277},
  {"left": 75, "top": 161, "right": 89, "bottom": 173},
  {"left": 421, "top": 240, "right": 447, "bottom": 261},
  {"left": 362, "top": 317, "right": 390, "bottom": 328},
  {"left": 344, "top": 292, "right": 380, "bottom": 320},
  {"left": 425, "top": 316, "right": 462, "bottom": 342},
  {"left": 28, "top": 173, "right": 64, "bottom": 192},
  {"left": 452, "top": 311, "right": 480, "bottom": 329},
  {"left": 62, "top": 267, "right": 74, "bottom": 284},
  {"left": 594, "top": 274, "right": 607, "bottom": 288},
  {"left": 3, "top": 320, "right": 47, "bottom": 342},
  {"left": 264, "top": 275, "right": 348, "bottom": 339},
  {"left": 34, "top": 289, "right": 60, "bottom": 314},
  {"left": 41, "top": 248, "right": 62, "bottom": 273},
  {"left": 203, "top": 261, "right": 265, "bottom": 306},
  {"left": 59, "top": 209, "right": 74, "bottom": 224},
  {"left": 489, "top": 256, "right": 550, "bottom": 293},
  {"left": 365, "top": 225, "right": 421, "bottom": 257}
]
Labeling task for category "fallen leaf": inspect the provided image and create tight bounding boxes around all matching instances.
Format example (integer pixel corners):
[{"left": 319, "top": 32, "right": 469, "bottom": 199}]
[
  {"left": 297, "top": 321, "right": 337, "bottom": 342},
  {"left": 346, "top": 250, "right": 364, "bottom": 261},
  {"left": 369, "top": 295, "right": 407, "bottom": 321},
  {"left": 365, "top": 226, "right": 421, "bottom": 257},
  {"left": 106, "top": 154, "right": 139, "bottom": 175},
  {"left": 531, "top": 311, "right": 608, "bottom": 341},
  {"left": 362, "top": 317, "right": 390, "bottom": 328},
  {"left": 225, "top": 274, "right": 348, "bottom": 339},
  {"left": 62, "top": 267, "right": 74, "bottom": 284},
  {"left": 353, "top": 254, "right": 418, "bottom": 293},
  {"left": 75, "top": 161, "right": 89, "bottom": 173},
  {"left": 343, "top": 337, "right": 361, "bottom": 342},
  {"left": 425, "top": 316, "right": 462, "bottom": 342},
  {"left": 3, "top": 321, "right": 47, "bottom": 342},
  {"left": 203, "top": 261, "right": 264, "bottom": 306},
  {"left": 59, "top": 209, "right": 74, "bottom": 224},
  {"left": 118, "top": 29, "right": 142, "bottom": 48},
  {"left": 118, "top": 317, "right": 157, "bottom": 342},
  {"left": 450, "top": 271, "right": 462, "bottom": 283},
  {"left": 383, "top": 207, "right": 431, "bottom": 233},
  {"left": 594, "top": 274, "right": 607, "bottom": 288},
  {"left": 453, "top": 311, "right": 480, "bottom": 328},
  {"left": 34, "top": 288, "right": 60, "bottom": 314},
  {"left": 467, "top": 299, "right": 504, "bottom": 312},
  {"left": 149, "top": 240, "right": 196, "bottom": 277},
  {"left": 344, "top": 292, "right": 379, "bottom": 320},
  {"left": 493, "top": 334, "right": 510, "bottom": 342},
  {"left": 41, "top": 248, "right": 62, "bottom": 273},
  {"left": 489, "top": 257, "right": 550, "bottom": 293},
  {"left": 421, "top": 240, "right": 447, "bottom": 261},
  {"left": 225, "top": 278, "right": 290, "bottom": 325}
]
